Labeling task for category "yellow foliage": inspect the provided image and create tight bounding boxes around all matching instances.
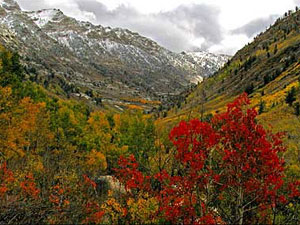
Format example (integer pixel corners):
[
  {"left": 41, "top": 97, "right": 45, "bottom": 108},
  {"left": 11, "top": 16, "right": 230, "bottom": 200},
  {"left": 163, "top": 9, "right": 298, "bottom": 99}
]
[
  {"left": 0, "top": 89, "right": 53, "bottom": 160},
  {"left": 100, "top": 194, "right": 125, "bottom": 224},
  {"left": 0, "top": 86, "right": 12, "bottom": 110},
  {"left": 113, "top": 114, "right": 121, "bottom": 131},
  {"left": 58, "top": 104, "right": 78, "bottom": 126},
  {"left": 127, "top": 104, "right": 143, "bottom": 110},
  {"left": 127, "top": 193, "right": 159, "bottom": 224},
  {"left": 86, "top": 149, "right": 107, "bottom": 173},
  {"left": 85, "top": 111, "right": 111, "bottom": 151},
  {"left": 26, "top": 156, "right": 45, "bottom": 173},
  {"left": 53, "top": 169, "right": 80, "bottom": 188},
  {"left": 287, "top": 164, "right": 300, "bottom": 179}
]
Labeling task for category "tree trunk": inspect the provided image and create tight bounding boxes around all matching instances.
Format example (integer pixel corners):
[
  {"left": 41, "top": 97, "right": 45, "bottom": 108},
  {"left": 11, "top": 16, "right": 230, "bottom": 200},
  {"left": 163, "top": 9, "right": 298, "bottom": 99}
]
[{"left": 238, "top": 188, "right": 244, "bottom": 225}]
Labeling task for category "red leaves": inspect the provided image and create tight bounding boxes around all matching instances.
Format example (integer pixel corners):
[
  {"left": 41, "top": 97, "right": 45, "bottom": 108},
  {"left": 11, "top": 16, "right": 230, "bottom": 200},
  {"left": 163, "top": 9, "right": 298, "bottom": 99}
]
[
  {"left": 20, "top": 173, "right": 40, "bottom": 200},
  {"left": 83, "top": 174, "right": 96, "bottom": 189},
  {"left": 83, "top": 201, "right": 105, "bottom": 224},
  {"left": 49, "top": 184, "right": 70, "bottom": 211},
  {"left": 211, "top": 94, "right": 287, "bottom": 206},
  {"left": 115, "top": 93, "right": 300, "bottom": 223},
  {"left": 0, "top": 162, "right": 14, "bottom": 198},
  {"left": 288, "top": 181, "right": 300, "bottom": 198},
  {"left": 169, "top": 119, "right": 218, "bottom": 171},
  {"left": 115, "top": 155, "right": 150, "bottom": 192},
  {"left": 196, "top": 214, "right": 218, "bottom": 225},
  {"left": 278, "top": 195, "right": 287, "bottom": 204},
  {"left": 154, "top": 170, "right": 170, "bottom": 182}
]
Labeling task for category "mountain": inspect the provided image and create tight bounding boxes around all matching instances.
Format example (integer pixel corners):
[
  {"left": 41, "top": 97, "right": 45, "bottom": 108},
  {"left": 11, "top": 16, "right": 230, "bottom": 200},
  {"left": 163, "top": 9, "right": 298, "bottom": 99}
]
[
  {"left": 0, "top": 0, "right": 230, "bottom": 110},
  {"left": 163, "top": 8, "right": 300, "bottom": 164},
  {"left": 183, "top": 51, "right": 231, "bottom": 78}
]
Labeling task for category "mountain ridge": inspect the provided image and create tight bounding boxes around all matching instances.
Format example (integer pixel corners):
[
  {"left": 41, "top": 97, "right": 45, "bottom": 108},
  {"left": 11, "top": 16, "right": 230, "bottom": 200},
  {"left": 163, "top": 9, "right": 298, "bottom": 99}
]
[{"left": 0, "top": 0, "right": 230, "bottom": 111}]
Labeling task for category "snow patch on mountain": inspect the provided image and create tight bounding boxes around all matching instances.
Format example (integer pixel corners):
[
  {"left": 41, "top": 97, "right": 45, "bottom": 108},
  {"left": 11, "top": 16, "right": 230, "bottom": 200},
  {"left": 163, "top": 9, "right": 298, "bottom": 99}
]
[
  {"left": 187, "top": 51, "right": 229, "bottom": 68},
  {"left": 0, "top": 0, "right": 231, "bottom": 105},
  {"left": 27, "top": 9, "right": 62, "bottom": 28}
]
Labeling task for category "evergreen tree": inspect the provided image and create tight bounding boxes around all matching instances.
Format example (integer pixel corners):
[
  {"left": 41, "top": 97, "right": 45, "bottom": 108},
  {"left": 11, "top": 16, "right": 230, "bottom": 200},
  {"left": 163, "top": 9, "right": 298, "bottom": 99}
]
[
  {"left": 245, "top": 83, "right": 254, "bottom": 95},
  {"left": 0, "top": 51, "right": 24, "bottom": 88},
  {"left": 274, "top": 44, "right": 278, "bottom": 54},
  {"left": 285, "top": 87, "right": 297, "bottom": 106},
  {"left": 258, "top": 100, "right": 266, "bottom": 114}
]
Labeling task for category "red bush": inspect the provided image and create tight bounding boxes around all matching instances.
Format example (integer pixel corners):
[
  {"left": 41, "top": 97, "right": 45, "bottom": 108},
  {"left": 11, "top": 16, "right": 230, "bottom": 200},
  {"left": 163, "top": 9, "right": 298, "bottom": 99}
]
[{"left": 115, "top": 93, "right": 300, "bottom": 224}]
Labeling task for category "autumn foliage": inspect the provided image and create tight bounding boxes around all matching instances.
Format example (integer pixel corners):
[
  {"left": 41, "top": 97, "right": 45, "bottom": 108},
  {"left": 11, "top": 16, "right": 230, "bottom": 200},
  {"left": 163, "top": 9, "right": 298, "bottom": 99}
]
[
  {"left": 0, "top": 47, "right": 300, "bottom": 224},
  {"left": 0, "top": 162, "right": 14, "bottom": 198},
  {"left": 115, "top": 93, "right": 300, "bottom": 224}
]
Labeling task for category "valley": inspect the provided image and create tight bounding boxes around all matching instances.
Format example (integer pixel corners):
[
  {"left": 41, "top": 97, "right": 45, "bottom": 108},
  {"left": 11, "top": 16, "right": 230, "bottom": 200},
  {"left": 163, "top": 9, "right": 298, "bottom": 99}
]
[
  {"left": 0, "top": 0, "right": 229, "bottom": 112},
  {"left": 0, "top": 0, "right": 300, "bottom": 224}
]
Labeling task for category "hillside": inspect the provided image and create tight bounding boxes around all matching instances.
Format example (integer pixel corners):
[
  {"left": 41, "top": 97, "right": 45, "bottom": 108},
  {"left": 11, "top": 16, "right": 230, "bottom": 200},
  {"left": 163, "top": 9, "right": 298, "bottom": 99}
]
[
  {"left": 0, "top": 40, "right": 300, "bottom": 224},
  {"left": 0, "top": 0, "right": 229, "bottom": 111},
  {"left": 1, "top": 2, "right": 300, "bottom": 223},
  {"left": 163, "top": 8, "right": 300, "bottom": 165}
]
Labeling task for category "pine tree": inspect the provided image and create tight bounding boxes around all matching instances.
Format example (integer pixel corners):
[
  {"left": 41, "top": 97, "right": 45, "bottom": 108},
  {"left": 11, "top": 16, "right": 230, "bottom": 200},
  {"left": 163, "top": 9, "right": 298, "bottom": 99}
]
[
  {"left": 285, "top": 87, "right": 297, "bottom": 106},
  {"left": 258, "top": 100, "right": 266, "bottom": 114}
]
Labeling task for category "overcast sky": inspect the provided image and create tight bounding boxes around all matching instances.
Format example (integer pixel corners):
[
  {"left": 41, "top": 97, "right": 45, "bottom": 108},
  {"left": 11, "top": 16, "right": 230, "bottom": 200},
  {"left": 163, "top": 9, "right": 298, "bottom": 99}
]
[{"left": 16, "top": 0, "right": 300, "bottom": 55}]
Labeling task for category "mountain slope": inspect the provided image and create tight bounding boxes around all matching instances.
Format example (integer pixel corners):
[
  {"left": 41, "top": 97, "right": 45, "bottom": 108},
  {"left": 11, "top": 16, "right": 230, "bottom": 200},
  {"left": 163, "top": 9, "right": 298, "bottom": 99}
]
[
  {"left": 0, "top": 0, "right": 230, "bottom": 110},
  {"left": 163, "top": 8, "right": 300, "bottom": 165}
]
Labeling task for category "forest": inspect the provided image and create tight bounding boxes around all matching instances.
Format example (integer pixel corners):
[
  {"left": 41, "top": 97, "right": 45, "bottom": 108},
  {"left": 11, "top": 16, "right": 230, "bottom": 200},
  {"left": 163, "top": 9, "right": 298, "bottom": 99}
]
[{"left": 0, "top": 45, "right": 300, "bottom": 225}]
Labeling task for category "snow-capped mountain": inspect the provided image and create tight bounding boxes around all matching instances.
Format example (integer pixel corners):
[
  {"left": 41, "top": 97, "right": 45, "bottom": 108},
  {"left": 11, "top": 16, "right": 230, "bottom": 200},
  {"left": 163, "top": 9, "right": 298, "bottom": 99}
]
[
  {"left": 0, "top": 0, "right": 230, "bottom": 106},
  {"left": 185, "top": 51, "right": 230, "bottom": 77}
]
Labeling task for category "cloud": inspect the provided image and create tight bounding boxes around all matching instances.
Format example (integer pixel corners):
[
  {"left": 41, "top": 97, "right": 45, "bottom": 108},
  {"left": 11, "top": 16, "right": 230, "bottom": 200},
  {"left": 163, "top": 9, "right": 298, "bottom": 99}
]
[
  {"left": 16, "top": 0, "right": 285, "bottom": 54},
  {"left": 209, "top": 33, "right": 251, "bottom": 55},
  {"left": 17, "top": 0, "right": 96, "bottom": 22},
  {"left": 17, "top": 0, "right": 49, "bottom": 10},
  {"left": 74, "top": 0, "right": 223, "bottom": 52},
  {"left": 159, "top": 4, "right": 223, "bottom": 50},
  {"left": 231, "top": 15, "right": 278, "bottom": 38},
  {"left": 17, "top": 0, "right": 222, "bottom": 52}
]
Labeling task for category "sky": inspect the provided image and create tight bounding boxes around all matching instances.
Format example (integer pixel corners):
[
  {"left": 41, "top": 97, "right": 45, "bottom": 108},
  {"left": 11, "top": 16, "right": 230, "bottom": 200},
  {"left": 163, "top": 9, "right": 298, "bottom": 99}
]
[{"left": 16, "top": 0, "right": 300, "bottom": 55}]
